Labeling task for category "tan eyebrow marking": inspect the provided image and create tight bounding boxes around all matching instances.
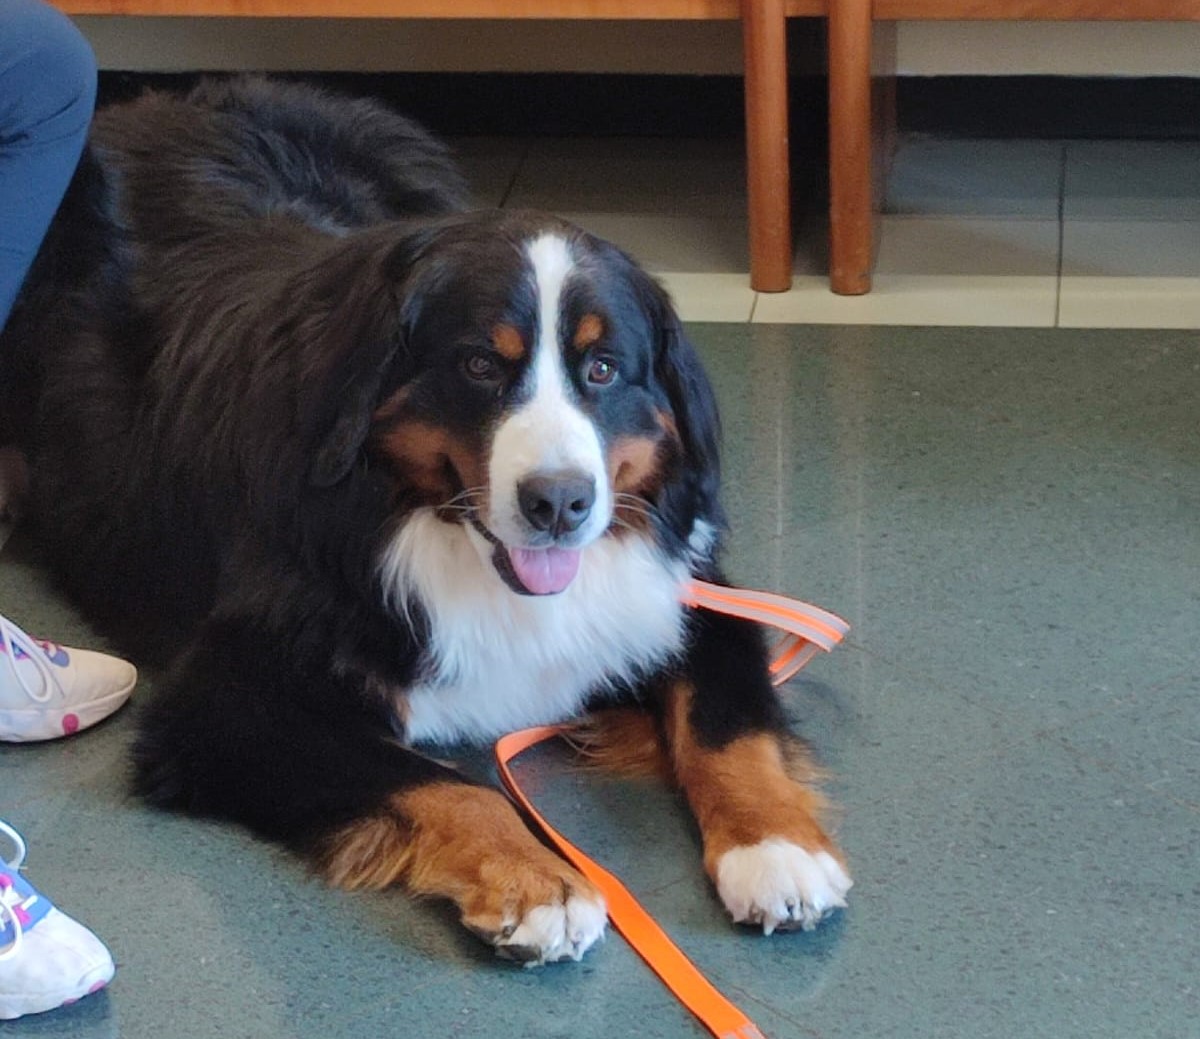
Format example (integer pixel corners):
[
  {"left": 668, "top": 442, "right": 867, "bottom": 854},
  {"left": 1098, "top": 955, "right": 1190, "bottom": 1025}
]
[
  {"left": 490, "top": 323, "right": 526, "bottom": 362},
  {"left": 572, "top": 313, "right": 605, "bottom": 352}
]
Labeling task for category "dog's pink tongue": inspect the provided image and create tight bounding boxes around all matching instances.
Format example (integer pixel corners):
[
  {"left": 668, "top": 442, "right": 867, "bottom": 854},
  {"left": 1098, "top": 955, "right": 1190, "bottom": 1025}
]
[{"left": 508, "top": 547, "right": 582, "bottom": 595}]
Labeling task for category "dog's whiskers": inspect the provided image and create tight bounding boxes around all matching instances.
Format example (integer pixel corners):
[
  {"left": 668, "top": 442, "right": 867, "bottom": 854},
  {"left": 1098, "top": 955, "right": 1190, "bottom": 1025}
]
[
  {"left": 609, "top": 514, "right": 641, "bottom": 533},
  {"left": 611, "top": 493, "right": 661, "bottom": 535},
  {"left": 440, "top": 486, "right": 487, "bottom": 515},
  {"left": 613, "top": 493, "right": 657, "bottom": 519}
]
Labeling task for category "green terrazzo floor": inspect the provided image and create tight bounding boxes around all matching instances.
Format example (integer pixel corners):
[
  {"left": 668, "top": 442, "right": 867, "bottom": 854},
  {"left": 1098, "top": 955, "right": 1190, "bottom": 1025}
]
[{"left": 2, "top": 323, "right": 1197, "bottom": 1039}]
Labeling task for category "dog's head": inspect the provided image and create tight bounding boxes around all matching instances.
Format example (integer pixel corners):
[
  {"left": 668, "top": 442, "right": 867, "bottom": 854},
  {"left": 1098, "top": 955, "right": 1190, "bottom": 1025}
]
[{"left": 298, "top": 211, "right": 721, "bottom": 596}]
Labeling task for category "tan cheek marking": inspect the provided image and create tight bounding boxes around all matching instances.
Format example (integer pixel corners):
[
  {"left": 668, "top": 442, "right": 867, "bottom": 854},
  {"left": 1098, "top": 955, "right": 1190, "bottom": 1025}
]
[
  {"left": 491, "top": 323, "right": 526, "bottom": 362},
  {"left": 375, "top": 420, "right": 453, "bottom": 498},
  {"left": 572, "top": 313, "right": 604, "bottom": 352},
  {"left": 656, "top": 409, "right": 679, "bottom": 440},
  {"left": 664, "top": 682, "right": 840, "bottom": 878},
  {"left": 320, "top": 783, "right": 602, "bottom": 939},
  {"left": 374, "top": 420, "right": 488, "bottom": 506},
  {"left": 608, "top": 434, "right": 664, "bottom": 496},
  {"left": 444, "top": 439, "right": 488, "bottom": 500}
]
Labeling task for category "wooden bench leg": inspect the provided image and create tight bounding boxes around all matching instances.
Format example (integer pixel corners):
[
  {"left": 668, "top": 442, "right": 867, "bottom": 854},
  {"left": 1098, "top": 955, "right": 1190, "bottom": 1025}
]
[
  {"left": 828, "top": 0, "right": 875, "bottom": 295},
  {"left": 741, "top": 0, "right": 792, "bottom": 293}
]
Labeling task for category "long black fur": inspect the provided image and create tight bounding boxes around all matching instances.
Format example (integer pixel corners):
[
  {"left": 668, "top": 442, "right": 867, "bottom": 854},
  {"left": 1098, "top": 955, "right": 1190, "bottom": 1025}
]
[{"left": 0, "top": 78, "right": 783, "bottom": 871}]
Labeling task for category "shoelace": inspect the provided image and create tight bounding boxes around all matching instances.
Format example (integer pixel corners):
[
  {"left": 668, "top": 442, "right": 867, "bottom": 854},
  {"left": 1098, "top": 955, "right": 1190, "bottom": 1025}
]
[
  {"left": 0, "top": 821, "right": 27, "bottom": 872},
  {"left": 0, "top": 821, "right": 32, "bottom": 964},
  {"left": 0, "top": 616, "right": 58, "bottom": 705},
  {"left": 0, "top": 881, "right": 35, "bottom": 963}
]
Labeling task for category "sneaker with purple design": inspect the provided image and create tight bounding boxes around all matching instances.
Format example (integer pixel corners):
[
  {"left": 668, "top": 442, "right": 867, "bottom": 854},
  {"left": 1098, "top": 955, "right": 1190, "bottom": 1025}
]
[
  {"left": 0, "top": 820, "right": 115, "bottom": 1019},
  {"left": 0, "top": 613, "right": 136, "bottom": 742}
]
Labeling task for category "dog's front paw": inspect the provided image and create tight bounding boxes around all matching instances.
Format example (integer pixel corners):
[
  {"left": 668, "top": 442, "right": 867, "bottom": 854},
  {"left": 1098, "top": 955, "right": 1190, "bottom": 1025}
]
[
  {"left": 715, "top": 837, "right": 852, "bottom": 934},
  {"left": 381, "top": 783, "right": 607, "bottom": 967},
  {"left": 462, "top": 862, "right": 607, "bottom": 966}
]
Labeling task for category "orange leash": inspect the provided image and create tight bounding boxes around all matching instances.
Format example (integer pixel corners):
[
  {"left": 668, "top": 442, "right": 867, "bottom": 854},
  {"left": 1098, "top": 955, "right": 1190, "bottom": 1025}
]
[
  {"left": 681, "top": 579, "right": 849, "bottom": 687},
  {"left": 496, "top": 725, "right": 765, "bottom": 1039},
  {"left": 494, "top": 579, "right": 849, "bottom": 1039}
]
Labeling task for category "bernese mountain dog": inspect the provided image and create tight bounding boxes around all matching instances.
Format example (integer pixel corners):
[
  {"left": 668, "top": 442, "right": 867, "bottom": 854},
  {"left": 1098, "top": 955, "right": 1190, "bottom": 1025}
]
[{"left": 0, "top": 77, "right": 851, "bottom": 965}]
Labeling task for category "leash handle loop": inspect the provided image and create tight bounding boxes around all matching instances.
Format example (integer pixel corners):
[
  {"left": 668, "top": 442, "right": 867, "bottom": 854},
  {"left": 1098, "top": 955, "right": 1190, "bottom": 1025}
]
[{"left": 683, "top": 578, "right": 849, "bottom": 658}]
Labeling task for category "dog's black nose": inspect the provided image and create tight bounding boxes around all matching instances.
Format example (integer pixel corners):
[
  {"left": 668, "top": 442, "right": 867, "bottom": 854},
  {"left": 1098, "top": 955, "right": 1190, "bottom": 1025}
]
[{"left": 517, "top": 471, "right": 596, "bottom": 536}]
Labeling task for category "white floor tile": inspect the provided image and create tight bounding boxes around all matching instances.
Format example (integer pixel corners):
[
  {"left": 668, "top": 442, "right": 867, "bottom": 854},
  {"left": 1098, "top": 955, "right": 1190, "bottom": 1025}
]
[
  {"left": 754, "top": 275, "right": 1058, "bottom": 327},
  {"left": 655, "top": 272, "right": 756, "bottom": 323},
  {"left": 874, "top": 217, "right": 1061, "bottom": 277},
  {"left": 1058, "top": 277, "right": 1200, "bottom": 329}
]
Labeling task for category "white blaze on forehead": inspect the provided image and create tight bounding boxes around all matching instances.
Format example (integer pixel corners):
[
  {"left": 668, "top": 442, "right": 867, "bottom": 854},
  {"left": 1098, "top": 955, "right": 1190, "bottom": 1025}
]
[
  {"left": 525, "top": 233, "right": 582, "bottom": 462},
  {"left": 527, "top": 232, "right": 574, "bottom": 363},
  {"left": 486, "top": 232, "right": 611, "bottom": 547}
]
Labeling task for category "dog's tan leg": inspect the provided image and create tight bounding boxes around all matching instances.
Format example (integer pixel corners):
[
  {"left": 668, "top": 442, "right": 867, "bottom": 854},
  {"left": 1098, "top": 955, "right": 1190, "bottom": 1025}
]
[
  {"left": 320, "top": 782, "right": 606, "bottom": 964},
  {"left": 664, "top": 681, "right": 852, "bottom": 933}
]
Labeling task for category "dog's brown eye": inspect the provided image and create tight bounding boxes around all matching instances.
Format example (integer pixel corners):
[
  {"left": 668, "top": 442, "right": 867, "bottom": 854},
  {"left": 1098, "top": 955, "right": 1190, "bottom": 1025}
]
[
  {"left": 587, "top": 357, "right": 618, "bottom": 386},
  {"left": 463, "top": 353, "right": 501, "bottom": 382}
]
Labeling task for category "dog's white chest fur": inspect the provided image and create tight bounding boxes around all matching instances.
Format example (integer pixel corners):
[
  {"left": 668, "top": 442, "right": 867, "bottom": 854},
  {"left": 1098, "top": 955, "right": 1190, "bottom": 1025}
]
[{"left": 379, "top": 512, "right": 688, "bottom": 744}]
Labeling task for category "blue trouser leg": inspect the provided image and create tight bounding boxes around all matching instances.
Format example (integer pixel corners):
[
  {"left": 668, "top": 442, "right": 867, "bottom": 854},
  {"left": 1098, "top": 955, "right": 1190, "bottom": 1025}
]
[{"left": 0, "top": 0, "right": 96, "bottom": 329}]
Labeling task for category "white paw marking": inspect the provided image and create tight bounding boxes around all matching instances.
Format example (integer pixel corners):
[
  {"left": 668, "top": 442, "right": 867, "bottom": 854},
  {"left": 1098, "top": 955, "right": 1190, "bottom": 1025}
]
[
  {"left": 715, "top": 838, "right": 852, "bottom": 935},
  {"left": 495, "top": 891, "right": 608, "bottom": 966}
]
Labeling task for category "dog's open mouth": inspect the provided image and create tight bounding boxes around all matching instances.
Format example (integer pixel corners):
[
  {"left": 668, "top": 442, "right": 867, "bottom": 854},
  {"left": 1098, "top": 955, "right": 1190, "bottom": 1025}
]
[{"left": 468, "top": 516, "right": 582, "bottom": 596}]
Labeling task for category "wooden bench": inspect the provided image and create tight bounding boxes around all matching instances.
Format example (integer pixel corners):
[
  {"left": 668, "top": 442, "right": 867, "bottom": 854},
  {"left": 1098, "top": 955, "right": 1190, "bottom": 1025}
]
[
  {"left": 828, "top": 0, "right": 1200, "bottom": 295},
  {"left": 54, "top": 0, "right": 830, "bottom": 294}
]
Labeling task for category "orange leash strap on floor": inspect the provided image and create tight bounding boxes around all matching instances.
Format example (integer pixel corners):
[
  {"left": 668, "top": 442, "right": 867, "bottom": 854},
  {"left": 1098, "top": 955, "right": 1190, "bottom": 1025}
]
[
  {"left": 496, "top": 725, "right": 766, "bottom": 1039},
  {"left": 494, "top": 581, "right": 849, "bottom": 1039}
]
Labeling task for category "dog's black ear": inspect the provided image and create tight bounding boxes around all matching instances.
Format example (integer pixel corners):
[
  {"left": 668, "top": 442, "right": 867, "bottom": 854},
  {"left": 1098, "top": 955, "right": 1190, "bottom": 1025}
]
[
  {"left": 307, "top": 311, "right": 400, "bottom": 490},
  {"left": 309, "top": 379, "right": 388, "bottom": 488},
  {"left": 295, "top": 233, "right": 429, "bottom": 488},
  {"left": 642, "top": 276, "right": 722, "bottom": 508}
]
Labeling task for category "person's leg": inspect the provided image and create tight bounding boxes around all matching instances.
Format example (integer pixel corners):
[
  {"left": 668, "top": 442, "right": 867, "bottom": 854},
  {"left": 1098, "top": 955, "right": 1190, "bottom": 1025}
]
[
  {"left": 0, "top": 12, "right": 120, "bottom": 1019},
  {"left": 0, "top": 0, "right": 97, "bottom": 328}
]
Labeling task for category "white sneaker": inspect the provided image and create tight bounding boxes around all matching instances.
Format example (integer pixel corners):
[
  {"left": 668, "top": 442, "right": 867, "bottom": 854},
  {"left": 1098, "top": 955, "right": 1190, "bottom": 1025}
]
[
  {"left": 0, "top": 820, "right": 116, "bottom": 1019},
  {"left": 0, "top": 614, "right": 137, "bottom": 742}
]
